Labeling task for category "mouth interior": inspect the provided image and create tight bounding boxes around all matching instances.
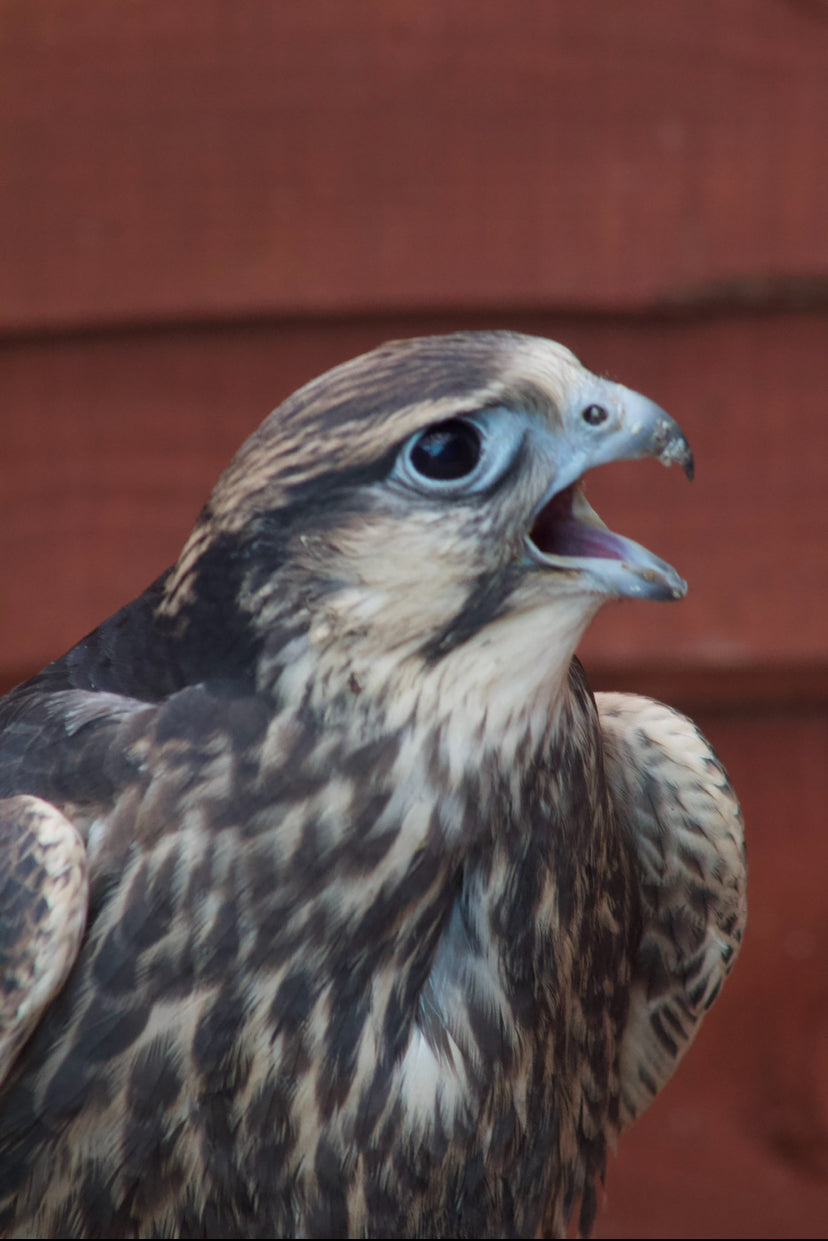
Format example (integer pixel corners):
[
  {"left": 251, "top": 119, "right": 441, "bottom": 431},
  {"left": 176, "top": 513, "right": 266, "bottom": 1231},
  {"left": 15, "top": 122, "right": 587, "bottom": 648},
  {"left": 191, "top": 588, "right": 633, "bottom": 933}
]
[{"left": 528, "top": 482, "right": 626, "bottom": 562}]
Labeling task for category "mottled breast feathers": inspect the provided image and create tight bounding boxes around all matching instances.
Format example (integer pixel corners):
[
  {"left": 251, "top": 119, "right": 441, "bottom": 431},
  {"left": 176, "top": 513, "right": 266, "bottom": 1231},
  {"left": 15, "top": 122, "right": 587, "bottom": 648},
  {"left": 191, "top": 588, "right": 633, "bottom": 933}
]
[{"left": 0, "top": 332, "right": 745, "bottom": 1239}]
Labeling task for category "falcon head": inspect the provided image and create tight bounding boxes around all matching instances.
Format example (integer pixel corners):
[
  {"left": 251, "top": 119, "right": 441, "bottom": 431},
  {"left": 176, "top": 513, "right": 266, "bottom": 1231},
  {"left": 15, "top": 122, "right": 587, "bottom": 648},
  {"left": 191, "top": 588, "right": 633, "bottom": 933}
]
[{"left": 159, "top": 332, "right": 692, "bottom": 712}]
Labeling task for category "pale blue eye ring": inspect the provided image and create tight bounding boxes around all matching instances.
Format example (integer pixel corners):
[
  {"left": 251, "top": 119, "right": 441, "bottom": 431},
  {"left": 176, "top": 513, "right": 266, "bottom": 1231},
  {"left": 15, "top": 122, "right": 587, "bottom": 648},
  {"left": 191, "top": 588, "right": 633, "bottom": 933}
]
[{"left": 393, "top": 408, "right": 526, "bottom": 497}]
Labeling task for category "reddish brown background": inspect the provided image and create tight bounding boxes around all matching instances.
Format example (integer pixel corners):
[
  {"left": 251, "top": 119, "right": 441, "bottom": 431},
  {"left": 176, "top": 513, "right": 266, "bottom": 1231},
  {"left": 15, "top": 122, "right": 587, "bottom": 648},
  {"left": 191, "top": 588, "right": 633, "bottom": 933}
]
[{"left": 1, "top": 3, "right": 827, "bottom": 1236}]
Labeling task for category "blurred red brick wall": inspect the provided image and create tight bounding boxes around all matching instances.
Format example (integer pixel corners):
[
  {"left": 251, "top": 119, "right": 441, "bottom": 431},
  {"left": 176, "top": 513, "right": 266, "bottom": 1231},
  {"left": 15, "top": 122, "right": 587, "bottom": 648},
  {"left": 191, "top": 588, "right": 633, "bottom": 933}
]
[{"left": 1, "top": 3, "right": 826, "bottom": 1235}]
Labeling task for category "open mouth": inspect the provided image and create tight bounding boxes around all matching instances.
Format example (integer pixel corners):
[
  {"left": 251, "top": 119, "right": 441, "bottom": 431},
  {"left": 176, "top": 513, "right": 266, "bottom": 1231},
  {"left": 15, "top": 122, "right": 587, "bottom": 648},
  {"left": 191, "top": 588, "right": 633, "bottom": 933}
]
[
  {"left": 528, "top": 481, "right": 628, "bottom": 562},
  {"left": 525, "top": 479, "right": 688, "bottom": 601}
]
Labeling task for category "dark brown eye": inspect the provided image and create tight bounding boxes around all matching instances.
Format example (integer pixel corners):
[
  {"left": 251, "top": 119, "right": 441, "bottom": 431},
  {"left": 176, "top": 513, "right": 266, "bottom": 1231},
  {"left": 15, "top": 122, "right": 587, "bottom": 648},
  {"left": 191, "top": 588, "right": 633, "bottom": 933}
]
[
  {"left": 582, "top": 404, "right": 608, "bottom": 427},
  {"left": 395, "top": 408, "right": 523, "bottom": 496},
  {"left": 409, "top": 419, "right": 482, "bottom": 481}
]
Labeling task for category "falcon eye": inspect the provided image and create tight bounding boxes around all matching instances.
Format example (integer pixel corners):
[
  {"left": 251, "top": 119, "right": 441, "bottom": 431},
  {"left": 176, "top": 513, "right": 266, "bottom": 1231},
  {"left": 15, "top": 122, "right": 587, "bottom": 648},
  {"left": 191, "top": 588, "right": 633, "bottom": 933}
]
[
  {"left": 409, "top": 420, "right": 482, "bottom": 481},
  {"left": 393, "top": 407, "right": 525, "bottom": 497},
  {"left": 582, "top": 404, "right": 609, "bottom": 427}
]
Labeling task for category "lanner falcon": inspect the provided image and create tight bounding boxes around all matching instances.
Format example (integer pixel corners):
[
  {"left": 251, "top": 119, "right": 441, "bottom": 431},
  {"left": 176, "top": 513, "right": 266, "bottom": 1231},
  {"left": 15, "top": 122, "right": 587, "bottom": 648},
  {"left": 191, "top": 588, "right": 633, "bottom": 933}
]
[{"left": 0, "top": 332, "right": 746, "bottom": 1238}]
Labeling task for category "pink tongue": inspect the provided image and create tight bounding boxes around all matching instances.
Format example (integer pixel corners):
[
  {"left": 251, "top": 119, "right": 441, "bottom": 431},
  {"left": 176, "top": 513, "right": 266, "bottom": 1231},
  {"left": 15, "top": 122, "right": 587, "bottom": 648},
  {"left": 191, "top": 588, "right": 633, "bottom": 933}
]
[
  {"left": 539, "top": 516, "right": 626, "bottom": 561},
  {"left": 530, "top": 485, "right": 627, "bottom": 561}
]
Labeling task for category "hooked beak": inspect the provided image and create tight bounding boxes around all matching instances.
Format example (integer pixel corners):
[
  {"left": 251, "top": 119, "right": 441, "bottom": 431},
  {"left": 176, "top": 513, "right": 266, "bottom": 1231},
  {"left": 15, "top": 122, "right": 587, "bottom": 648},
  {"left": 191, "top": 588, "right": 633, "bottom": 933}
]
[{"left": 526, "top": 387, "right": 694, "bottom": 601}]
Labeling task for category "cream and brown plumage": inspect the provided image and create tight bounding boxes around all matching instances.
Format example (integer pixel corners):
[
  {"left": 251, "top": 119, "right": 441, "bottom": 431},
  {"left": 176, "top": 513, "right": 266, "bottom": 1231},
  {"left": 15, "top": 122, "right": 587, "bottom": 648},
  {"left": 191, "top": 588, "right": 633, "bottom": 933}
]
[{"left": 0, "top": 332, "right": 746, "bottom": 1238}]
